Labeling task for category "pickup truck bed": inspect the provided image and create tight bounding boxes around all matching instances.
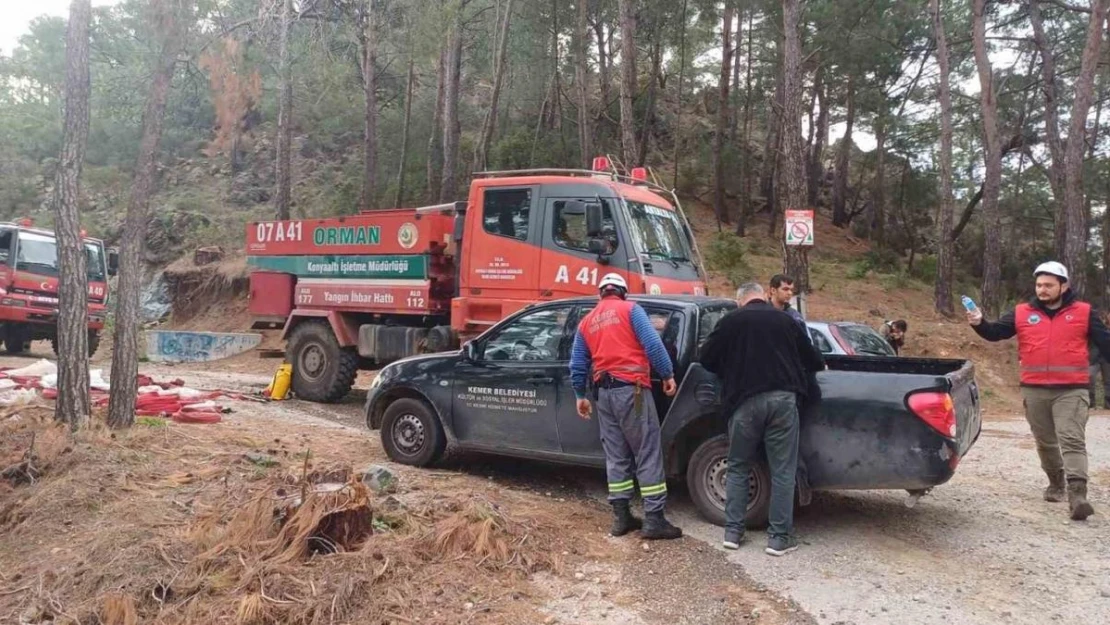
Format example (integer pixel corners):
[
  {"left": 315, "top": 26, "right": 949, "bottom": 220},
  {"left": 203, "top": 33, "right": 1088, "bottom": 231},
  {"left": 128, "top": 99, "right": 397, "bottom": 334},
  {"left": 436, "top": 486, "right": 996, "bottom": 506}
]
[{"left": 803, "top": 355, "right": 981, "bottom": 490}]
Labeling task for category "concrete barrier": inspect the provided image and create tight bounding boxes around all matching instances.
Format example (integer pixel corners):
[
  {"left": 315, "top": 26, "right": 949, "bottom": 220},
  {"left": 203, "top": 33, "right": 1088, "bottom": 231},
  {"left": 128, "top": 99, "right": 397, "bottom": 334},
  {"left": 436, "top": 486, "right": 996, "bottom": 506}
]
[{"left": 145, "top": 331, "right": 262, "bottom": 363}]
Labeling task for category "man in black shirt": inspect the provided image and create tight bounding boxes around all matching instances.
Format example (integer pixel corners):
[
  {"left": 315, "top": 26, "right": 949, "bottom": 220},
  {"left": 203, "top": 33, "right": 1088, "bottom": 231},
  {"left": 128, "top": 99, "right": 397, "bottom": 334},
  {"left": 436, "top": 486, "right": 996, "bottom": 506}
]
[{"left": 700, "top": 282, "right": 825, "bottom": 557}]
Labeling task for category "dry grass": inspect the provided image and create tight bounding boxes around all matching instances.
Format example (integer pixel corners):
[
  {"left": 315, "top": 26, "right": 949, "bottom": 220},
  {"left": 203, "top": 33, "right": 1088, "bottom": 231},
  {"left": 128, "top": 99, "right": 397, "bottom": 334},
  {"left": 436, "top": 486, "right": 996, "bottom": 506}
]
[{"left": 0, "top": 409, "right": 604, "bottom": 625}]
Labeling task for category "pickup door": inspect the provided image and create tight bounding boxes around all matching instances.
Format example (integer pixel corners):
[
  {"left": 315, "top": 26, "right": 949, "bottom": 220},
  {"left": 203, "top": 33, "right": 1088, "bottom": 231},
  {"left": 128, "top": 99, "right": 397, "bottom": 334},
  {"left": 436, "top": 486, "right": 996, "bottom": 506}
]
[
  {"left": 450, "top": 304, "right": 576, "bottom": 453},
  {"left": 554, "top": 302, "right": 688, "bottom": 461}
]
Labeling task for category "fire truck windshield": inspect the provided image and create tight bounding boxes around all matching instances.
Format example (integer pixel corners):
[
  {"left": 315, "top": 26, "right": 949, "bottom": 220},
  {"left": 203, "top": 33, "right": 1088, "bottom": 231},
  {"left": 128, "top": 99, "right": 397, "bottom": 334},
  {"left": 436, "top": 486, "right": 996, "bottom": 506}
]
[
  {"left": 16, "top": 232, "right": 106, "bottom": 282},
  {"left": 624, "top": 200, "right": 692, "bottom": 263}
]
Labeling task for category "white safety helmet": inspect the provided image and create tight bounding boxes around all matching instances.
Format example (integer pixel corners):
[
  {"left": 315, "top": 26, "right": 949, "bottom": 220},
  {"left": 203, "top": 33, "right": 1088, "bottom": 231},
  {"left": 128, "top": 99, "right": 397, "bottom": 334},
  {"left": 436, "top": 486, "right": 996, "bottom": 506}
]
[
  {"left": 1033, "top": 261, "right": 1069, "bottom": 283},
  {"left": 598, "top": 273, "right": 628, "bottom": 297}
]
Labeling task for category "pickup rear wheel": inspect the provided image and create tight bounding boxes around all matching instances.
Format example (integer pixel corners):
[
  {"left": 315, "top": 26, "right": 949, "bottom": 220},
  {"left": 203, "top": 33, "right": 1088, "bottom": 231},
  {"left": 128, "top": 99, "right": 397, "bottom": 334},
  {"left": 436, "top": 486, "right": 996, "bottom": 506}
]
[
  {"left": 286, "top": 320, "right": 358, "bottom": 403},
  {"left": 381, "top": 398, "right": 446, "bottom": 467},
  {"left": 686, "top": 435, "right": 771, "bottom": 528}
]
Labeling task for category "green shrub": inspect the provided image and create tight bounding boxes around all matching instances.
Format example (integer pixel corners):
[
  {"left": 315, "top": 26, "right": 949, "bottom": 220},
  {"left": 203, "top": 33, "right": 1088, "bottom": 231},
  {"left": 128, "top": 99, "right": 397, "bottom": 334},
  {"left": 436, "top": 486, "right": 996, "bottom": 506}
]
[
  {"left": 910, "top": 255, "right": 938, "bottom": 283},
  {"left": 847, "top": 260, "right": 871, "bottom": 280},
  {"left": 705, "top": 232, "right": 753, "bottom": 287}
]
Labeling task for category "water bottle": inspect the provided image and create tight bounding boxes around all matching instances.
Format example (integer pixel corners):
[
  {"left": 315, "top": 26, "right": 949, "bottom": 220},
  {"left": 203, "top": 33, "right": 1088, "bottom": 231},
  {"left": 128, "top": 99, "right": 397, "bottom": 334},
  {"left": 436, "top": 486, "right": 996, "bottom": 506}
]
[{"left": 961, "top": 295, "right": 978, "bottom": 312}]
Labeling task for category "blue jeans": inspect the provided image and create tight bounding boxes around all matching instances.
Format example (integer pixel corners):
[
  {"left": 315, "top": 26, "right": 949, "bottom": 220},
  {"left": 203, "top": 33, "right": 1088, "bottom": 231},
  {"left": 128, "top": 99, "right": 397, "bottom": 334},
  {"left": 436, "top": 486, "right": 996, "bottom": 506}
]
[{"left": 724, "top": 390, "right": 800, "bottom": 538}]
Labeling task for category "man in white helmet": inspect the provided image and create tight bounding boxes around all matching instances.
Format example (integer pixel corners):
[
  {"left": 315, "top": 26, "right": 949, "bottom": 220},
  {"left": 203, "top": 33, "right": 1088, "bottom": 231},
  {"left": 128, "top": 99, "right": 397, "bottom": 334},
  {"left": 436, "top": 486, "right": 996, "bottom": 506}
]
[
  {"left": 969, "top": 261, "right": 1110, "bottom": 520},
  {"left": 569, "top": 273, "right": 682, "bottom": 539}
]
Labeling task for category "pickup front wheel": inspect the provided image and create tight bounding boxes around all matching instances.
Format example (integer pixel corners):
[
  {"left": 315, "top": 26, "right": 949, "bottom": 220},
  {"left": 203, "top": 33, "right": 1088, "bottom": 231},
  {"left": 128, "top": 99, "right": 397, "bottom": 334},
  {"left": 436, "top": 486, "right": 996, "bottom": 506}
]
[
  {"left": 381, "top": 398, "right": 446, "bottom": 467},
  {"left": 686, "top": 435, "right": 771, "bottom": 528}
]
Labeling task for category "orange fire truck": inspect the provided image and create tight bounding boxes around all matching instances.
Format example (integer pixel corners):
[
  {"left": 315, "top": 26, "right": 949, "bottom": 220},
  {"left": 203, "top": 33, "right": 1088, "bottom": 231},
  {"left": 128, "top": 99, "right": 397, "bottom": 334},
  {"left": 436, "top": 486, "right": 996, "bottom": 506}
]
[
  {"left": 0, "top": 219, "right": 117, "bottom": 356},
  {"left": 246, "top": 158, "right": 708, "bottom": 402}
]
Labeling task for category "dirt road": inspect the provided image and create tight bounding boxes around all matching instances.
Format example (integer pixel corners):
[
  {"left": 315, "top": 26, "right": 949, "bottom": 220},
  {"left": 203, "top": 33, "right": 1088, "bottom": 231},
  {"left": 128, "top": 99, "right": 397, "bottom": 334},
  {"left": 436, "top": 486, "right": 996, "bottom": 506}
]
[
  {"left": 15, "top": 352, "right": 1110, "bottom": 624},
  {"left": 160, "top": 363, "right": 1110, "bottom": 624}
]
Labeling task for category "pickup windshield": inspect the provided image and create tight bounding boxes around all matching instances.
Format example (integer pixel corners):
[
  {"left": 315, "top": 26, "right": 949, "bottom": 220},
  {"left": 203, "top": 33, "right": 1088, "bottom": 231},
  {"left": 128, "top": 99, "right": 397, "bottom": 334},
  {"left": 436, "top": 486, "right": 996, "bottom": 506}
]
[
  {"left": 625, "top": 201, "right": 692, "bottom": 262},
  {"left": 835, "top": 323, "right": 895, "bottom": 356},
  {"left": 17, "top": 232, "right": 107, "bottom": 283},
  {"left": 696, "top": 303, "right": 737, "bottom": 349}
]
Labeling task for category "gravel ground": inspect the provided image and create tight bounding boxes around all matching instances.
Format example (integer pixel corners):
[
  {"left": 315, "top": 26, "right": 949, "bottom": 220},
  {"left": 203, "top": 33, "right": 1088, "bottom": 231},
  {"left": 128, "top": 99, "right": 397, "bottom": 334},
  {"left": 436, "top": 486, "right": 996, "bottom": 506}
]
[{"left": 673, "top": 417, "right": 1110, "bottom": 625}]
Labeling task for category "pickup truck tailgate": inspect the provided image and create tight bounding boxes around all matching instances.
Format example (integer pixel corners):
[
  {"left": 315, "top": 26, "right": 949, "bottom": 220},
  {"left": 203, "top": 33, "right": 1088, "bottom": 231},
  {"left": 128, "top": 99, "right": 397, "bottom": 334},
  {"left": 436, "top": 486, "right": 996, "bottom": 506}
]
[{"left": 946, "top": 361, "right": 982, "bottom": 457}]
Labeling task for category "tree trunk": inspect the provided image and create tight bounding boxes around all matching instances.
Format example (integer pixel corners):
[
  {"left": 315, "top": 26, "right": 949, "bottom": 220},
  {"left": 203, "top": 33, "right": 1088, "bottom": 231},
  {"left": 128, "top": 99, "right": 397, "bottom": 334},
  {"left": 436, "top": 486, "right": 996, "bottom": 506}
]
[
  {"left": 359, "top": 0, "right": 379, "bottom": 211},
  {"left": 1103, "top": 160, "right": 1110, "bottom": 309},
  {"left": 395, "top": 60, "right": 415, "bottom": 207},
  {"left": 475, "top": 0, "right": 514, "bottom": 171},
  {"left": 1029, "top": 0, "right": 1067, "bottom": 256},
  {"left": 831, "top": 75, "right": 855, "bottom": 228},
  {"left": 546, "top": 0, "right": 564, "bottom": 137},
  {"left": 782, "top": 0, "right": 808, "bottom": 291},
  {"left": 617, "top": 0, "right": 638, "bottom": 166},
  {"left": 440, "top": 5, "right": 465, "bottom": 202},
  {"left": 871, "top": 117, "right": 886, "bottom": 247},
  {"left": 108, "top": 0, "right": 182, "bottom": 429},
  {"left": 766, "top": 36, "right": 785, "bottom": 239},
  {"left": 737, "top": 5, "right": 754, "bottom": 237},
  {"left": 712, "top": 2, "right": 735, "bottom": 228},
  {"left": 593, "top": 20, "right": 611, "bottom": 124},
  {"left": 972, "top": 0, "right": 1003, "bottom": 316},
  {"left": 1060, "top": 0, "right": 1109, "bottom": 298},
  {"left": 671, "top": 0, "right": 689, "bottom": 187},
  {"left": 730, "top": 14, "right": 742, "bottom": 143},
  {"left": 807, "top": 67, "right": 828, "bottom": 209},
  {"left": 427, "top": 45, "right": 446, "bottom": 203},
  {"left": 53, "top": 0, "right": 92, "bottom": 431},
  {"left": 576, "top": 0, "right": 594, "bottom": 168},
  {"left": 635, "top": 41, "right": 660, "bottom": 167},
  {"left": 931, "top": 0, "right": 956, "bottom": 316},
  {"left": 275, "top": 0, "right": 293, "bottom": 220}
]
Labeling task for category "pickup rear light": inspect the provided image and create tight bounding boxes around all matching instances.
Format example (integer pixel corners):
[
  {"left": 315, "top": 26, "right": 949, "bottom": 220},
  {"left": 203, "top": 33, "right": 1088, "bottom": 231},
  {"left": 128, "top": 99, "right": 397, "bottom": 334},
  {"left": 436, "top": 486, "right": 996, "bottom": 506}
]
[{"left": 907, "top": 391, "right": 957, "bottom": 438}]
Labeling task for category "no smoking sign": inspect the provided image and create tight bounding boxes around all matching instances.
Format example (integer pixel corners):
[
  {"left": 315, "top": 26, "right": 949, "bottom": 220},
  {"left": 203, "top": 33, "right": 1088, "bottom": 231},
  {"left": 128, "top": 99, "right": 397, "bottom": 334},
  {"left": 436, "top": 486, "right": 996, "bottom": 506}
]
[{"left": 785, "top": 209, "right": 814, "bottom": 246}]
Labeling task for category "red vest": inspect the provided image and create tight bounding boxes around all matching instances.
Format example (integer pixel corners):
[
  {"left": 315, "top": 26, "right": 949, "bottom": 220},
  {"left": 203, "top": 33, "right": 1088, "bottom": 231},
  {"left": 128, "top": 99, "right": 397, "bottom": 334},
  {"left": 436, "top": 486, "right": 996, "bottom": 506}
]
[
  {"left": 1016, "top": 300, "right": 1091, "bottom": 386},
  {"left": 579, "top": 297, "right": 651, "bottom": 387}
]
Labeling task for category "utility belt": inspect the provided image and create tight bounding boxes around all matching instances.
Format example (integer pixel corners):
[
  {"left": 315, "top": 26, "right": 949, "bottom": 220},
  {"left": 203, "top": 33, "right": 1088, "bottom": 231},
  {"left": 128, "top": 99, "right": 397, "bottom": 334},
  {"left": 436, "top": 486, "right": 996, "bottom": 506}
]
[
  {"left": 592, "top": 372, "right": 645, "bottom": 415},
  {"left": 593, "top": 372, "right": 639, "bottom": 390}
]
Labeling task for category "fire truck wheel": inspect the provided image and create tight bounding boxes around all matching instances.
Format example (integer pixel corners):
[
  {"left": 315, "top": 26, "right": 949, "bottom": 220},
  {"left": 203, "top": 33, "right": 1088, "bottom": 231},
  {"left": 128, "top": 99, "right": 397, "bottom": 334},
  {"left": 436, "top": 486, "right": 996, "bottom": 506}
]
[
  {"left": 4, "top": 328, "right": 29, "bottom": 355},
  {"left": 286, "top": 320, "right": 358, "bottom": 403},
  {"left": 50, "top": 331, "right": 100, "bottom": 358}
]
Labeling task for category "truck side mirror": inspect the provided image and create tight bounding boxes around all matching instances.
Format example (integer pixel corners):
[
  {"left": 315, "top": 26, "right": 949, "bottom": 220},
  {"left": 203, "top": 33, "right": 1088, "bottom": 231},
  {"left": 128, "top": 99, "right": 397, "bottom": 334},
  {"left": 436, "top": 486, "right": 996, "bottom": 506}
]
[
  {"left": 463, "top": 341, "right": 478, "bottom": 362},
  {"left": 563, "top": 199, "right": 586, "bottom": 216},
  {"left": 107, "top": 249, "right": 119, "bottom": 276},
  {"left": 588, "top": 238, "right": 611, "bottom": 264},
  {"left": 585, "top": 202, "right": 603, "bottom": 237}
]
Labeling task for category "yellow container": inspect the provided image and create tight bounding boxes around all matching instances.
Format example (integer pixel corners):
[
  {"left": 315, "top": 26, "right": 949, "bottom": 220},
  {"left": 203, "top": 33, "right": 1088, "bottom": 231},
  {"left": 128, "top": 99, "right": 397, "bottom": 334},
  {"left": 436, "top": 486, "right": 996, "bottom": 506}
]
[{"left": 268, "top": 362, "right": 293, "bottom": 400}]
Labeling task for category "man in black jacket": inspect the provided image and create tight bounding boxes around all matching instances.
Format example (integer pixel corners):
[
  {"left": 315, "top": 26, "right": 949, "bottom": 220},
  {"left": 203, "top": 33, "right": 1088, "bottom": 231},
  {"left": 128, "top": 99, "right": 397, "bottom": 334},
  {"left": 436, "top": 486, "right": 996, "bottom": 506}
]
[{"left": 700, "top": 282, "right": 825, "bottom": 556}]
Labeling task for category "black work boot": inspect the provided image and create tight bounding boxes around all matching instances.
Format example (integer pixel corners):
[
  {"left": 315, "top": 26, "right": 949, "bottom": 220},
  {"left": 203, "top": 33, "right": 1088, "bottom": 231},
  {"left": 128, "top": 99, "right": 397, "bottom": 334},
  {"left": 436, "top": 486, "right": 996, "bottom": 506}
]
[
  {"left": 1044, "top": 470, "right": 1066, "bottom": 503},
  {"left": 641, "top": 510, "right": 682, "bottom": 540},
  {"left": 609, "top": 500, "right": 642, "bottom": 537},
  {"left": 1067, "top": 479, "right": 1095, "bottom": 521}
]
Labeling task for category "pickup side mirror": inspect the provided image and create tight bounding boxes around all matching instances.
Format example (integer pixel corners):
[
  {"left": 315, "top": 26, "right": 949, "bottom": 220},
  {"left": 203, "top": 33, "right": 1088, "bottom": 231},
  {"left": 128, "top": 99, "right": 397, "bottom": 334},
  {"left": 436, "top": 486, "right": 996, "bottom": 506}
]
[
  {"left": 463, "top": 341, "right": 478, "bottom": 362},
  {"left": 107, "top": 249, "right": 119, "bottom": 276},
  {"left": 585, "top": 202, "right": 603, "bottom": 237}
]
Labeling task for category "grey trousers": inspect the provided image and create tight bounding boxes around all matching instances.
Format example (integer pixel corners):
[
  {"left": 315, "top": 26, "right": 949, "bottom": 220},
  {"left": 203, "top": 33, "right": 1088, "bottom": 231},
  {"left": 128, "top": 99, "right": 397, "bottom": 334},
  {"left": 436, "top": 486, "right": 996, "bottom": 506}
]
[
  {"left": 596, "top": 385, "right": 667, "bottom": 513},
  {"left": 724, "top": 390, "right": 800, "bottom": 538}
]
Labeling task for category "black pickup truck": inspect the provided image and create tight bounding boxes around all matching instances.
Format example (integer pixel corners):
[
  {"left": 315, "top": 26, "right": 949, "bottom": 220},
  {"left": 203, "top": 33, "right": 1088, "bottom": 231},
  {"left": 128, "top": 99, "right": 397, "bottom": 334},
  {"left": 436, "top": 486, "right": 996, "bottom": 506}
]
[{"left": 364, "top": 296, "right": 982, "bottom": 526}]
